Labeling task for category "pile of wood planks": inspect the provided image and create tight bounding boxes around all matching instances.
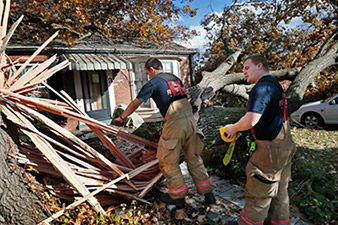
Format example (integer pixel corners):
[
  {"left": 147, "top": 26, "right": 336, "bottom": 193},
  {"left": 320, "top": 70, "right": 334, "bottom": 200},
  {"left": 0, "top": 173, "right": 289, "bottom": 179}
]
[{"left": 0, "top": 0, "right": 161, "bottom": 223}]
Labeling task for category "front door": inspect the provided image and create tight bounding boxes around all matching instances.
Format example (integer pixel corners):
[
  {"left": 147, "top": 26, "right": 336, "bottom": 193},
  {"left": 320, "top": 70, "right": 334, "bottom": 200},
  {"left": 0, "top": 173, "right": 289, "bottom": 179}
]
[{"left": 81, "top": 71, "right": 110, "bottom": 120}]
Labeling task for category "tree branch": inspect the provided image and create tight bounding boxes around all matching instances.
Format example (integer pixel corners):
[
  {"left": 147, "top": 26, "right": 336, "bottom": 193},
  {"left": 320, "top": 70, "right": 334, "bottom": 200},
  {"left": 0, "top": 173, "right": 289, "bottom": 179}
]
[
  {"left": 329, "top": 0, "right": 338, "bottom": 12},
  {"left": 222, "top": 84, "right": 254, "bottom": 100},
  {"left": 75, "top": 32, "right": 93, "bottom": 43},
  {"left": 189, "top": 66, "right": 302, "bottom": 119},
  {"left": 205, "top": 67, "right": 301, "bottom": 96},
  {"left": 50, "top": 23, "right": 80, "bottom": 36},
  {"left": 314, "top": 28, "right": 338, "bottom": 60},
  {"left": 219, "top": 0, "right": 238, "bottom": 55},
  {"left": 287, "top": 41, "right": 338, "bottom": 113}
]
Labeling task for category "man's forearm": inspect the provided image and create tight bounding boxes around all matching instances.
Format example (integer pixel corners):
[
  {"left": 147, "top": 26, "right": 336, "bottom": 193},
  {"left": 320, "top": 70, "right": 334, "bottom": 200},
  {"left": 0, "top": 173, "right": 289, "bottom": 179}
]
[
  {"left": 232, "top": 117, "right": 253, "bottom": 133},
  {"left": 232, "top": 112, "right": 262, "bottom": 133},
  {"left": 120, "top": 98, "right": 143, "bottom": 119}
]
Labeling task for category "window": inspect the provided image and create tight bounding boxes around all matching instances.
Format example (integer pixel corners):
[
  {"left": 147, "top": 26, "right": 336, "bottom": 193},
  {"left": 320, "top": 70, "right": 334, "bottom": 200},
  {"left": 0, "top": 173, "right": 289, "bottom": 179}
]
[
  {"left": 133, "top": 60, "right": 178, "bottom": 108},
  {"left": 162, "top": 61, "right": 174, "bottom": 74},
  {"left": 81, "top": 70, "right": 110, "bottom": 120}
]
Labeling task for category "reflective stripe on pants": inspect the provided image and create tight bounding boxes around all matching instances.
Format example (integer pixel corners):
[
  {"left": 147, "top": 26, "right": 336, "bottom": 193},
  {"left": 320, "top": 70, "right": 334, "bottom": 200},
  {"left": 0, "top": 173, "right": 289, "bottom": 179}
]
[
  {"left": 239, "top": 209, "right": 264, "bottom": 225},
  {"left": 266, "top": 216, "right": 290, "bottom": 225}
]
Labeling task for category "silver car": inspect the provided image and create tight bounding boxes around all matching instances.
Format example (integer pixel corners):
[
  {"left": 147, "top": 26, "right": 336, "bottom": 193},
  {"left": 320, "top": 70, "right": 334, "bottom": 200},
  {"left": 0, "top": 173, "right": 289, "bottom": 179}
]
[{"left": 290, "top": 94, "right": 338, "bottom": 128}]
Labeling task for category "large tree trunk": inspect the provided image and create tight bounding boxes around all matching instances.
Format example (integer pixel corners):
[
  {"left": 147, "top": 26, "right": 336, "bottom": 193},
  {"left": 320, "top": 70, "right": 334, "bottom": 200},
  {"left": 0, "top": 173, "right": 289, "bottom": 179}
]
[
  {"left": 287, "top": 41, "right": 338, "bottom": 112},
  {"left": 0, "top": 127, "right": 46, "bottom": 225},
  {"left": 197, "top": 106, "right": 245, "bottom": 149}
]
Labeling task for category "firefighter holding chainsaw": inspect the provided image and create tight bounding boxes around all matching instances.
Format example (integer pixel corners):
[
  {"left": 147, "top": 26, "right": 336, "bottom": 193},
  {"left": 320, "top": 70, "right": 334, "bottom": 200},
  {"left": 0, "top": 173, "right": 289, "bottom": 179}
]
[
  {"left": 113, "top": 58, "right": 216, "bottom": 208},
  {"left": 224, "top": 55, "right": 296, "bottom": 225}
]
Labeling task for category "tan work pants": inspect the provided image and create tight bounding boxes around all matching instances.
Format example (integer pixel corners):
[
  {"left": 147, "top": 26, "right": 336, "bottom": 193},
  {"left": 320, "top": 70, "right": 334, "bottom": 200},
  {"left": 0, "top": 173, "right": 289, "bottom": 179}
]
[
  {"left": 157, "top": 99, "right": 212, "bottom": 199},
  {"left": 238, "top": 122, "right": 296, "bottom": 225}
]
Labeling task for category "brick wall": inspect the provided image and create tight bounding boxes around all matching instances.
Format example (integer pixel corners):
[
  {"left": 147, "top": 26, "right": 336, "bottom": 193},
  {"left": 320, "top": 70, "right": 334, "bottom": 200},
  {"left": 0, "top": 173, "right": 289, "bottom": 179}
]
[
  {"left": 179, "top": 56, "right": 192, "bottom": 88},
  {"left": 113, "top": 69, "right": 133, "bottom": 106}
]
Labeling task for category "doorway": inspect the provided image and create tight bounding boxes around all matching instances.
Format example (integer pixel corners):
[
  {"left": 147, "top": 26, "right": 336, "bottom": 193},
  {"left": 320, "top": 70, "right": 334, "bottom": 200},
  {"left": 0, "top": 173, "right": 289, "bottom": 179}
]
[{"left": 81, "top": 71, "right": 110, "bottom": 120}]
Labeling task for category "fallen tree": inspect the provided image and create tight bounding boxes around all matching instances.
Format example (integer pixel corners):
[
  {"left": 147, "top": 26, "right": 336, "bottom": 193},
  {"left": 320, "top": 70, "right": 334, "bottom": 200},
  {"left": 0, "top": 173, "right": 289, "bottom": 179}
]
[
  {"left": 0, "top": 127, "right": 46, "bottom": 225},
  {"left": 190, "top": 32, "right": 337, "bottom": 146},
  {"left": 191, "top": 33, "right": 338, "bottom": 115}
]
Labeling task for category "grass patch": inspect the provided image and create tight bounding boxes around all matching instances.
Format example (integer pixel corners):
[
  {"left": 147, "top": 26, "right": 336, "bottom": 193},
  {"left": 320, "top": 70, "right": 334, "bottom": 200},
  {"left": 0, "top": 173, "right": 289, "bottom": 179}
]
[{"left": 289, "top": 127, "right": 337, "bottom": 224}]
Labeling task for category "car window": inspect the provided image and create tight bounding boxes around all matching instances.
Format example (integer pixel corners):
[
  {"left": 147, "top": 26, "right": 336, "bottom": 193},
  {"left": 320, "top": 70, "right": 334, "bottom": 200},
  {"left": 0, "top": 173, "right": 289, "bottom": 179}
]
[
  {"left": 329, "top": 97, "right": 338, "bottom": 105},
  {"left": 324, "top": 95, "right": 338, "bottom": 103}
]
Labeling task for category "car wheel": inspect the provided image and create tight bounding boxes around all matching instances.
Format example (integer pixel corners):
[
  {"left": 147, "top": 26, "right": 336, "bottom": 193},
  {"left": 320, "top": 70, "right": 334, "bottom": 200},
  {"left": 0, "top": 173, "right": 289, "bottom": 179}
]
[{"left": 301, "top": 113, "right": 323, "bottom": 128}]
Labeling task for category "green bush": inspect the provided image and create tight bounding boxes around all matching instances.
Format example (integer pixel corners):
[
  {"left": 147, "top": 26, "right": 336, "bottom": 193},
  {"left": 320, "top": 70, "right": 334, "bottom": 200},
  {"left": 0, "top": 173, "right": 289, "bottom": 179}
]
[{"left": 290, "top": 158, "right": 337, "bottom": 223}]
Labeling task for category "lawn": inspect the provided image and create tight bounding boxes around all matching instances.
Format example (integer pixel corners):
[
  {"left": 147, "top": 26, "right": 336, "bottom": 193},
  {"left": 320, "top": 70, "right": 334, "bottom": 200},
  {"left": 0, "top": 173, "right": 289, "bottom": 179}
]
[{"left": 289, "top": 127, "right": 337, "bottom": 224}]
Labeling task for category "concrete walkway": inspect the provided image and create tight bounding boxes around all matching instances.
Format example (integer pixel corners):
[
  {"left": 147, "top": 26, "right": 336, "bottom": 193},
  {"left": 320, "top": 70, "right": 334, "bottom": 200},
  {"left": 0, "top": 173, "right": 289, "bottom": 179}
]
[{"left": 177, "top": 162, "right": 312, "bottom": 225}]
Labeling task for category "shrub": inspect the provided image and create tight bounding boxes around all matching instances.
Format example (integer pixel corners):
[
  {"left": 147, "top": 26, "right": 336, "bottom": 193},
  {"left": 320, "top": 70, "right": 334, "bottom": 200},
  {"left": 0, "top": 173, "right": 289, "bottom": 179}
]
[{"left": 289, "top": 158, "right": 337, "bottom": 223}]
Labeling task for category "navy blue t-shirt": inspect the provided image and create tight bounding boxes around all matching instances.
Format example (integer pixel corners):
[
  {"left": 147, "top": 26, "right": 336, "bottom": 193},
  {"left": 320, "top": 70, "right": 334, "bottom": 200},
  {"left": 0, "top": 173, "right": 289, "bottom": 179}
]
[
  {"left": 247, "top": 75, "right": 284, "bottom": 140},
  {"left": 136, "top": 73, "right": 185, "bottom": 117}
]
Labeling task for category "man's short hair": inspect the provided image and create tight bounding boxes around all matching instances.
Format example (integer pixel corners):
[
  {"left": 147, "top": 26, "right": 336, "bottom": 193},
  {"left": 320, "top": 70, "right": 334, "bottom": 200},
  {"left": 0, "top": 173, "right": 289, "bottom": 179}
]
[
  {"left": 244, "top": 54, "right": 269, "bottom": 71},
  {"left": 145, "top": 58, "right": 163, "bottom": 70}
]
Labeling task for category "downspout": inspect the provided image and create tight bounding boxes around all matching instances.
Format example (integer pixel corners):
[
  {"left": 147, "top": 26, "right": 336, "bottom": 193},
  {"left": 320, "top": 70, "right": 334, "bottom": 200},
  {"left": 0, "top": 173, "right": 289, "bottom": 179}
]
[
  {"left": 127, "top": 62, "right": 135, "bottom": 101},
  {"left": 129, "top": 70, "right": 135, "bottom": 100},
  {"left": 189, "top": 53, "right": 196, "bottom": 85}
]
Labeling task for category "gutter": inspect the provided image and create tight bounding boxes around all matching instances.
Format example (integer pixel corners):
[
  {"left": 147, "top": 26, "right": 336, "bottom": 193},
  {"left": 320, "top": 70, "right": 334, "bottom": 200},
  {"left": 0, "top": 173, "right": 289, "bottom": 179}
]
[{"left": 6, "top": 46, "right": 198, "bottom": 56}]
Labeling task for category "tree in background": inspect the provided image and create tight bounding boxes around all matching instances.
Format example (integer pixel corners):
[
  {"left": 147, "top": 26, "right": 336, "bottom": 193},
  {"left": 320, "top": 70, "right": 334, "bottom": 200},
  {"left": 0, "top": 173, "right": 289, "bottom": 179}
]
[
  {"left": 10, "top": 0, "right": 197, "bottom": 44},
  {"left": 193, "top": 0, "right": 337, "bottom": 111}
]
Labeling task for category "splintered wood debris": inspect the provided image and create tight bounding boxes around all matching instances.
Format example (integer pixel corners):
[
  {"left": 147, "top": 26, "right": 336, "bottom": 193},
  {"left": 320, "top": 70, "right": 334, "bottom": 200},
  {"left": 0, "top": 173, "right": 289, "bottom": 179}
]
[{"left": 0, "top": 1, "right": 161, "bottom": 223}]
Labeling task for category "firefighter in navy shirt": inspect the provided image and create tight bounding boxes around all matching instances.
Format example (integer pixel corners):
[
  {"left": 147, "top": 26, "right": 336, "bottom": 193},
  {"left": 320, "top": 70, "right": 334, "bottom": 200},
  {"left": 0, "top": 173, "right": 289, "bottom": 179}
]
[
  {"left": 113, "top": 58, "right": 216, "bottom": 208},
  {"left": 225, "top": 55, "right": 296, "bottom": 225}
]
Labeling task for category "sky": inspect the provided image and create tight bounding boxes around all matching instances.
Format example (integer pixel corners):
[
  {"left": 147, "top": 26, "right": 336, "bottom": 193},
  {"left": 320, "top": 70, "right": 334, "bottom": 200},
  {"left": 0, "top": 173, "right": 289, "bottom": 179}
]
[
  {"left": 173, "top": 0, "right": 307, "bottom": 54},
  {"left": 173, "top": 0, "right": 229, "bottom": 53},
  {"left": 174, "top": 0, "right": 227, "bottom": 27}
]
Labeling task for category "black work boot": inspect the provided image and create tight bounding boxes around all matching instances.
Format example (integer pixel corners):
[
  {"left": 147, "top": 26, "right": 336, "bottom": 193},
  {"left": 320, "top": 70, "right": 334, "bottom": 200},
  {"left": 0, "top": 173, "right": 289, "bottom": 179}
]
[
  {"left": 159, "top": 193, "right": 185, "bottom": 209},
  {"left": 204, "top": 192, "right": 216, "bottom": 205}
]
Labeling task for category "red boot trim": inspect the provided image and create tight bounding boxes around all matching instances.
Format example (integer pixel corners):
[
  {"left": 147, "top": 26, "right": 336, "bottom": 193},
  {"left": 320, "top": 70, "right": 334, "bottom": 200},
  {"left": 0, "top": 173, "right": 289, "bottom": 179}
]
[
  {"left": 267, "top": 216, "right": 290, "bottom": 225},
  {"left": 195, "top": 178, "right": 211, "bottom": 189},
  {"left": 168, "top": 183, "right": 188, "bottom": 195},
  {"left": 239, "top": 209, "right": 264, "bottom": 225}
]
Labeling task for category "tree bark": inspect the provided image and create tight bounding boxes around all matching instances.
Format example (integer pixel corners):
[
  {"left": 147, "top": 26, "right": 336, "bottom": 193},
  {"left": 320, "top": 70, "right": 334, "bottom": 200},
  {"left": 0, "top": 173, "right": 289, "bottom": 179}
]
[
  {"left": 0, "top": 127, "right": 46, "bottom": 225},
  {"left": 197, "top": 106, "right": 245, "bottom": 149},
  {"left": 287, "top": 42, "right": 338, "bottom": 112}
]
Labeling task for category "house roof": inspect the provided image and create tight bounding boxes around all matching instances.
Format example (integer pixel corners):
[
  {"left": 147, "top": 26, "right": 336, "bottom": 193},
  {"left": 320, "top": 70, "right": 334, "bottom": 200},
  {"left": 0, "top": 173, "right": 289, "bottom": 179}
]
[
  {"left": 7, "top": 36, "right": 198, "bottom": 56},
  {"left": 7, "top": 35, "right": 197, "bottom": 71}
]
